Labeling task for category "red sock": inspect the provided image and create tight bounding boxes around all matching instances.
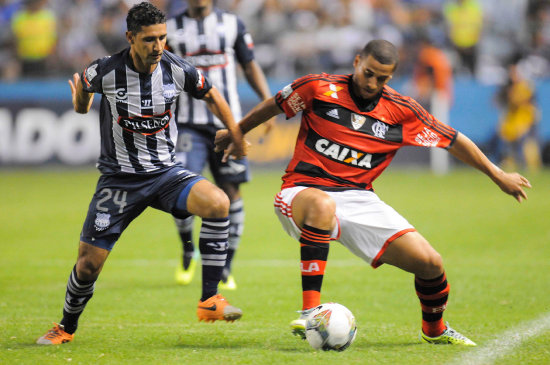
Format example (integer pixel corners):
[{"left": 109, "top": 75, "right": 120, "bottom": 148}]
[
  {"left": 415, "top": 273, "right": 449, "bottom": 337},
  {"left": 299, "top": 224, "right": 330, "bottom": 310}
]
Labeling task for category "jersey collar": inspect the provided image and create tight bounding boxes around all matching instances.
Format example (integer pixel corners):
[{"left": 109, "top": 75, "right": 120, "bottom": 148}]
[{"left": 347, "top": 75, "right": 382, "bottom": 113}]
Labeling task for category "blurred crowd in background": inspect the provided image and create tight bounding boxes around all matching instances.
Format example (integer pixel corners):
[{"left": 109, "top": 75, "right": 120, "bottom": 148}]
[
  {"left": 1, "top": 0, "right": 548, "bottom": 169},
  {"left": 1, "top": 0, "right": 550, "bottom": 85}
]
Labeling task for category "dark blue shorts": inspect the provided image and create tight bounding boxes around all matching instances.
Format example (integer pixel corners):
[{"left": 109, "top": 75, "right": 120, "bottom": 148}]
[
  {"left": 175, "top": 127, "right": 250, "bottom": 185},
  {"left": 80, "top": 164, "right": 204, "bottom": 251}
]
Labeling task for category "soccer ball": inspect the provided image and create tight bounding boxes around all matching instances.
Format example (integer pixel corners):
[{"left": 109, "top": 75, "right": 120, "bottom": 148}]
[{"left": 305, "top": 302, "right": 357, "bottom": 351}]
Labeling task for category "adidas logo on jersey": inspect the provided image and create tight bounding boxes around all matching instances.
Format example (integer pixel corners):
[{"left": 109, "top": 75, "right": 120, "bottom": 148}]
[{"left": 326, "top": 108, "right": 339, "bottom": 119}]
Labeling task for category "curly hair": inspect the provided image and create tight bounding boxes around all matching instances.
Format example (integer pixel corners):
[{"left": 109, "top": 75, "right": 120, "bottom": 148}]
[{"left": 126, "top": 2, "right": 166, "bottom": 34}]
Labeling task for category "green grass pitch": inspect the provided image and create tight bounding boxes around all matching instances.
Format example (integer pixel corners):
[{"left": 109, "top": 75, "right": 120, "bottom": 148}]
[{"left": 1, "top": 167, "right": 549, "bottom": 364}]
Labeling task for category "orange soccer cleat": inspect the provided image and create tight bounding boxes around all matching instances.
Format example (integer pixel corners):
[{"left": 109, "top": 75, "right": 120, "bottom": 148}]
[
  {"left": 197, "top": 294, "right": 242, "bottom": 322},
  {"left": 36, "top": 323, "right": 74, "bottom": 345}
]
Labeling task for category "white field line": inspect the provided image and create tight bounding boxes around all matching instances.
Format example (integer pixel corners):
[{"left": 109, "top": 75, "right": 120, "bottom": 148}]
[{"left": 451, "top": 312, "right": 550, "bottom": 365}]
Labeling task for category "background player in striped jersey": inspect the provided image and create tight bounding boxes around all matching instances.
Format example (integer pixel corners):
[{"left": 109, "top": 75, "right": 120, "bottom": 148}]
[
  {"left": 36, "top": 2, "right": 246, "bottom": 345},
  {"left": 215, "top": 39, "right": 531, "bottom": 346},
  {"left": 165, "top": 0, "right": 274, "bottom": 290}
]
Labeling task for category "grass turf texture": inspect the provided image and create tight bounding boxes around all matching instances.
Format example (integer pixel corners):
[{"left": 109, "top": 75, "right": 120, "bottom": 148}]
[{"left": 0, "top": 167, "right": 549, "bottom": 364}]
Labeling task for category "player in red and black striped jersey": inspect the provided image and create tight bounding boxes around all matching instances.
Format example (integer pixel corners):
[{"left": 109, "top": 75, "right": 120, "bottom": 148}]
[
  {"left": 216, "top": 40, "right": 531, "bottom": 346},
  {"left": 274, "top": 72, "right": 457, "bottom": 191}
]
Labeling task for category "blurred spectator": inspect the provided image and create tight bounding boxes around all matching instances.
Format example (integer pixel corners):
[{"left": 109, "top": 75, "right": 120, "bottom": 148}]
[
  {"left": 11, "top": 0, "right": 57, "bottom": 78},
  {"left": 96, "top": 3, "right": 128, "bottom": 54},
  {"left": 410, "top": 31, "right": 454, "bottom": 173},
  {"left": 56, "top": 0, "right": 105, "bottom": 74},
  {"left": 411, "top": 32, "right": 453, "bottom": 111},
  {"left": 443, "top": 0, "right": 483, "bottom": 77},
  {"left": 1, "top": 0, "right": 550, "bottom": 82},
  {"left": 0, "top": 0, "right": 21, "bottom": 80},
  {"left": 315, "top": 0, "right": 374, "bottom": 74},
  {"left": 495, "top": 55, "right": 542, "bottom": 171},
  {"left": 523, "top": 0, "right": 550, "bottom": 78}
]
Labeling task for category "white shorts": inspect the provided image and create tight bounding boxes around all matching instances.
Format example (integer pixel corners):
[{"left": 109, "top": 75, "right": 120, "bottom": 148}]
[{"left": 274, "top": 186, "right": 416, "bottom": 268}]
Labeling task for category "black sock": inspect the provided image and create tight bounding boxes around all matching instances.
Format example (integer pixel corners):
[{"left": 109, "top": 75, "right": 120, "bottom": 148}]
[
  {"left": 221, "top": 248, "right": 235, "bottom": 282},
  {"left": 59, "top": 266, "right": 96, "bottom": 334},
  {"left": 199, "top": 217, "right": 229, "bottom": 301},
  {"left": 224, "top": 199, "right": 244, "bottom": 279},
  {"left": 180, "top": 234, "right": 195, "bottom": 270},
  {"left": 176, "top": 216, "right": 195, "bottom": 270}
]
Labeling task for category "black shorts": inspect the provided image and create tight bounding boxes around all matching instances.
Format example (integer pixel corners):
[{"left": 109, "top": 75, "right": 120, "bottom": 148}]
[
  {"left": 175, "top": 127, "right": 250, "bottom": 185},
  {"left": 80, "top": 165, "right": 204, "bottom": 251}
]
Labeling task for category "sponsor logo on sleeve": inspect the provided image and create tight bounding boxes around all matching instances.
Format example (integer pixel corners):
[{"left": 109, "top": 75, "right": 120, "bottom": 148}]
[
  {"left": 415, "top": 127, "right": 441, "bottom": 147},
  {"left": 85, "top": 64, "right": 98, "bottom": 82},
  {"left": 280, "top": 84, "right": 293, "bottom": 99},
  {"left": 244, "top": 33, "right": 254, "bottom": 48},
  {"left": 83, "top": 64, "right": 98, "bottom": 87},
  {"left": 287, "top": 93, "right": 306, "bottom": 114},
  {"left": 195, "top": 69, "right": 205, "bottom": 90}
]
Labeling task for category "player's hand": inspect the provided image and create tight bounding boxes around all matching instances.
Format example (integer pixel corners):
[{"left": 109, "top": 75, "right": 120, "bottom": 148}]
[
  {"left": 68, "top": 73, "right": 81, "bottom": 107},
  {"left": 68, "top": 72, "right": 93, "bottom": 113},
  {"left": 214, "top": 129, "right": 231, "bottom": 153},
  {"left": 221, "top": 139, "right": 251, "bottom": 162},
  {"left": 215, "top": 128, "right": 250, "bottom": 162},
  {"left": 494, "top": 170, "right": 531, "bottom": 203}
]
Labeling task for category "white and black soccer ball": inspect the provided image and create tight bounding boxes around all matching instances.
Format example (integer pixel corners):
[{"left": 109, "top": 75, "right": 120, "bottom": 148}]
[{"left": 305, "top": 302, "right": 357, "bottom": 351}]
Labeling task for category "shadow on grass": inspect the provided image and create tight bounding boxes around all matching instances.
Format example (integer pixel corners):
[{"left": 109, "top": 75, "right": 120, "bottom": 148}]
[{"left": 173, "top": 336, "right": 422, "bottom": 351}]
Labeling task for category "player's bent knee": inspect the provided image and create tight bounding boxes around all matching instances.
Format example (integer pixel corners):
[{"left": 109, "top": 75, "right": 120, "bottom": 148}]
[
  {"left": 292, "top": 189, "right": 336, "bottom": 229},
  {"left": 75, "top": 257, "right": 103, "bottom": 281},
  {"left": 203, "top": 192, "right": 230, "bottom": 218},
  {"left": 75, "top": 241, "right": 108, "bottom": 281},
  {"left": 305, "top": 194, "right": 335, "bottom": 222},
  {"left": 186, "top": 181, "right": 230, "bottom": 218},
  {"left": 418, "top": 251, "right": 444, "bottom": 279}
]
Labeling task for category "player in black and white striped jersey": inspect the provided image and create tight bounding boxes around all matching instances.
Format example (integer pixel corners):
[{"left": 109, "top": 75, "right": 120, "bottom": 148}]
[
  {"left": 36, "top": 2, "right": 246, "bottom": 345},
  {"left": 166, "top": 0, "right": 275, "bottom": 290}
]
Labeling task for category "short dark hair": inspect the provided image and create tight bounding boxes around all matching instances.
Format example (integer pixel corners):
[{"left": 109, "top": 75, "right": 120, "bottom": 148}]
[
  {"left": 126, "top": 2, "right": 166, "bottom": 34},
  {"left": 360, "top": 39, "right": 399, "bottom": 70}
]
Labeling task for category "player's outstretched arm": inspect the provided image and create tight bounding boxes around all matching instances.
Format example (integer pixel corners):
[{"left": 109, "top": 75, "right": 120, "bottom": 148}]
[
  {"left": 203, "top": 86, "right": 247, "bottom": 159},
  {"left": 242, "top": 60, "right": 276, "bottom": 136},
  {"left": 448, "top": 132, "right": 531, "bottom": 202},
  {"left": 214, "top": 97, "right": 282, "bottom": 159},
  {"left": 68, "top": 73, "right": 94, "bottom": 114}
]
